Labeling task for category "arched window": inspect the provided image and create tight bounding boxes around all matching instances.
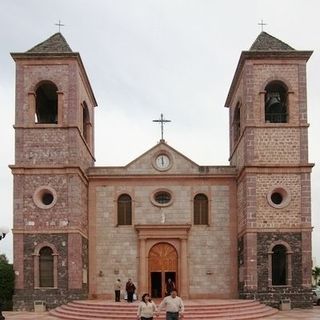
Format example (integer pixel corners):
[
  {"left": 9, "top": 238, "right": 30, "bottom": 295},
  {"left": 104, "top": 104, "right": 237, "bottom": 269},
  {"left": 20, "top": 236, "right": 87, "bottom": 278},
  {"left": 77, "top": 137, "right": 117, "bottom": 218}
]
[
  {"left": 117, "top": 194, "right": 132, "bottom": 225},
  {"left": 265, "top": 81, "right": 288, "bottom": 123},
  {"left": 194, "top": 193, "right": 208, "bottom": 225},
  {"left": 39, "top": 246, "right": 54, "bottom": 287},
  {"left": 272, "top": 244, "right": 287, "bottom": 285},
  {"left": 35, "top": 82, "right": 58, "bottom": 124},
  {"left": 232, "top": 103, "right": 241, "bottom": 144},
  {"left": 82, "top": 101, "right": 90, "bottom": 143}
]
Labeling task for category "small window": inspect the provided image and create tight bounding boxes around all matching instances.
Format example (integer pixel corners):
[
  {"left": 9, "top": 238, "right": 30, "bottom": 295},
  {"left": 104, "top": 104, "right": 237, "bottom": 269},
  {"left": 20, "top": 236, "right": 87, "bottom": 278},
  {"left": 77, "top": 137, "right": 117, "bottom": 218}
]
[
  {"left": 154, "top": 191, "right": 171, "bottom": 204},
  {"left": 267, "top": 186, "right": 290, "bottom": 209},
  {"left": 35, "top": 82, "right": 58, "bottom": 124},
  {"left": 117, "top": 194, "right": 132, "bottom": 225},
  {"left": 265, "top": 81, "right": 288, "bottom": 123},
  {"left": 39, "top": 246, "right": 54, "bottom": 287},
  {"left": 194, "top": 193, "right": 208, "bottom": 225},
  {"left": 272, "top": 245, "right": 287, "bottom": 285},
  {"left": 150, "top": 190, "right": 173, "bottom": 207},
  {"left": 33, "top": 186, "right": 57, "bottom": 209},
  {"left": 233, "top": 103, "right": 241, "bottom": 144},
  {"left": 82, "top": 101, "right": 90, "bottom": 144}
]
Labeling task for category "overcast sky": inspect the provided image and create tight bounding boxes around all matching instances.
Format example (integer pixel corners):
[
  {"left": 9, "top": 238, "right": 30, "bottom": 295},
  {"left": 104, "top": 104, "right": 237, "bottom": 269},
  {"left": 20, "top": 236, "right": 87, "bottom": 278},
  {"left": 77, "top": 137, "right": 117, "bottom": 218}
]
[{"left": 0, "top": 0, "right": 319, "bottom": 264}]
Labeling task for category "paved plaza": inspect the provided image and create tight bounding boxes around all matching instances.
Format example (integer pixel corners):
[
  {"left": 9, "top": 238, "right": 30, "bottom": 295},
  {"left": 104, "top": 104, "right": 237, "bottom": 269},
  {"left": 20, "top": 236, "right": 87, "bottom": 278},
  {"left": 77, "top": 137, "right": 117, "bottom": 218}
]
[{"left": 3, "top": 306, "right": 320, "bottom": 320}]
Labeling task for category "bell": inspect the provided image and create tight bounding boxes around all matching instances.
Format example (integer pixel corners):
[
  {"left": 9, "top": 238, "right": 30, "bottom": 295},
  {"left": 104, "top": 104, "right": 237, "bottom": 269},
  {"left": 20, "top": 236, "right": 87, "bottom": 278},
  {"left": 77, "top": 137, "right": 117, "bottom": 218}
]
[{"left": 266, "top": 94, "right": 281, "bottom": 111}]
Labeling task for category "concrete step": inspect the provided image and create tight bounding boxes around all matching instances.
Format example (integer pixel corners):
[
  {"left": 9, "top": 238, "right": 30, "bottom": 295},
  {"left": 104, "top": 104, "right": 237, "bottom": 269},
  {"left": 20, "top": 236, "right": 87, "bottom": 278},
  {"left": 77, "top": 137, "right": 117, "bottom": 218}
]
[{"left": 49, "top": 299, "right": 278, "bottom": 320}]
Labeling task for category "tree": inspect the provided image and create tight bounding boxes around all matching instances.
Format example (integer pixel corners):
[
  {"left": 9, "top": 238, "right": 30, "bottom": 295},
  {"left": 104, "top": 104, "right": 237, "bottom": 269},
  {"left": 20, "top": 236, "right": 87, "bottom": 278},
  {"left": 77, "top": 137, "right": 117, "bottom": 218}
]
[
  {"left": 312, "top": 266, "right": 320, "bottom": 286},
  {"left": 0, "top": 254, "right": 14, "bottom": 310}
]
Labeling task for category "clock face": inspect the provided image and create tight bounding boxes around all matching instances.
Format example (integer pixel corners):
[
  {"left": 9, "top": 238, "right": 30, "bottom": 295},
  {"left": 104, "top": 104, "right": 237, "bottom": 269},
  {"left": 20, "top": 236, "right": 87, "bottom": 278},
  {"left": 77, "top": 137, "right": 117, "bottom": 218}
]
[{"left": 155, "top": 154, "right": 170, "bottom": 169}]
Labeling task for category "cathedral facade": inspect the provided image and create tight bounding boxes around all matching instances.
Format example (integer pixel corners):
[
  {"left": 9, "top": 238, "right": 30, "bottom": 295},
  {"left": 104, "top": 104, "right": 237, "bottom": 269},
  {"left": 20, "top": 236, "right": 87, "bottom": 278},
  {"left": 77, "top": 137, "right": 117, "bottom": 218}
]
[{"left": 10, "top": 32, "right": 313, "bottom": 310}]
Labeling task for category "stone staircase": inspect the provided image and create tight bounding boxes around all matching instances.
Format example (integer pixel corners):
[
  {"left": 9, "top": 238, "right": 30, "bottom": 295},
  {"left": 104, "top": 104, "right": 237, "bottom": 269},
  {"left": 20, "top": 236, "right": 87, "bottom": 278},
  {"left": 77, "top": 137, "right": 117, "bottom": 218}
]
[{"left": 49, "top": 299, "right": 278, "bottom": 320}]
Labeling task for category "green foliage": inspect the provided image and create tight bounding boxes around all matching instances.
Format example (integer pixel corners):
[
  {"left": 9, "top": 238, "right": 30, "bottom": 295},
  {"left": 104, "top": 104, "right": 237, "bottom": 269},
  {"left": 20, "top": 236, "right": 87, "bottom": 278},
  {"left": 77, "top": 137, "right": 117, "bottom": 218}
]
[
  {"left": 313, "top": 266, "right": 320, "bottom": 282},
  {"left": 0, "top": 254, "right": 14, "bottom": 310}
]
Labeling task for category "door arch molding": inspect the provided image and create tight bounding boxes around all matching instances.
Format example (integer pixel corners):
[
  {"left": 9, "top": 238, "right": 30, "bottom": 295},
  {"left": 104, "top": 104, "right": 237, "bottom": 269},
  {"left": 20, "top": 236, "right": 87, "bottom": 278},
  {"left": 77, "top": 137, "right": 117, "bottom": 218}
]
[
  {"left": 135, "top": 224, "right": 190, "bottom": 299},
  {"left": 149, "top": 242, "right": 178, "bottom": 297}
]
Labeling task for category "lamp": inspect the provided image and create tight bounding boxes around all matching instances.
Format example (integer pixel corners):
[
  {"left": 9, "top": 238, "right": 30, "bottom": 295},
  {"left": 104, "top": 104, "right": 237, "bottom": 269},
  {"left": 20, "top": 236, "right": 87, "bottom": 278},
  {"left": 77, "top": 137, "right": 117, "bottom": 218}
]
[{"left": 0, "top": 227, "right": 9, "bottom": 241}]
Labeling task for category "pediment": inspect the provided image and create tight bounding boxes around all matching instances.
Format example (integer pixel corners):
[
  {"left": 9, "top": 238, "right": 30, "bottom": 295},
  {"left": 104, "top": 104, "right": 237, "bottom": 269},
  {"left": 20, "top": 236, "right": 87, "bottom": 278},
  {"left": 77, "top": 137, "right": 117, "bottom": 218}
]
[
  {"left": 88, "top": 141, "right": 236, "bottom": 177},
  {"left": 124, "top": 141, "right": 200, "bottom": 175}
]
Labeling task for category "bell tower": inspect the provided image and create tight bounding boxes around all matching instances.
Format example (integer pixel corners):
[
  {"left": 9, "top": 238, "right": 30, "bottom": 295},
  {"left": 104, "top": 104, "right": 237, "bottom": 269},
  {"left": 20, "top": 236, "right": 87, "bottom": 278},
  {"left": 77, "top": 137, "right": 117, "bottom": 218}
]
[
  {"left": 225, "top": 32, "right": 313, "bottom": 307},
  {"left": 11, "top": 33, "right": 97, "bottom": 310}
]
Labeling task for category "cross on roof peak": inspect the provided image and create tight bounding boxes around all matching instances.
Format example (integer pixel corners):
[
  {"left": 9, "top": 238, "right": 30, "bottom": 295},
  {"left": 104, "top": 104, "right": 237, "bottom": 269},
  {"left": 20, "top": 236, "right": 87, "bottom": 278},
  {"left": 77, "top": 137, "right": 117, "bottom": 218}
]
[
  {"left": 258, "top": 19, "right": 267, "bottom": 32},
  {"left": 152, "top": 113, "right": 171, "bottom": 142},
  {"left": 55, "top": 20, "right": 65, "bottom": 33}
]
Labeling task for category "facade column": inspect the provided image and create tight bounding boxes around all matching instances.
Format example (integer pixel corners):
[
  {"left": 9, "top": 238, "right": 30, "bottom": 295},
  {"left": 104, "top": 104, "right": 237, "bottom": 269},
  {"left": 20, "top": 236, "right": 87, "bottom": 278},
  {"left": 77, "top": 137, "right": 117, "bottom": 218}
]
[
  {"left": 244, "top": 233, "right": 257, "bottom": 292},
  {"left": 33, "top": 253, "right": 39, "bottom": 288},
  {"left": 301, "top": 230, "right": 312, "bottom": 287},
  {"left": 259, "top": 90, "right": 266, "bottom": 122},
  {"left": 180, "top": 238, "right": 188, "bottom": 299},
  {"left": 57, "top": 91, "right": 64, "bottom": 125},
  {"left": 139, "top": 238, "right": 147, "bottom": 294},
  {"left": 28, "top": 92, "right": 36, "bottom": 125}
]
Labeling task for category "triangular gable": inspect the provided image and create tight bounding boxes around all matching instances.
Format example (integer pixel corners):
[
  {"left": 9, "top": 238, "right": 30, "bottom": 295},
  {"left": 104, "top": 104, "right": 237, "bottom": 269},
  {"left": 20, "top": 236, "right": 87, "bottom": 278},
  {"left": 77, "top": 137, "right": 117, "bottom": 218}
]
[{"left": 124, "top": 141, "right": 200, "bottom": 174}]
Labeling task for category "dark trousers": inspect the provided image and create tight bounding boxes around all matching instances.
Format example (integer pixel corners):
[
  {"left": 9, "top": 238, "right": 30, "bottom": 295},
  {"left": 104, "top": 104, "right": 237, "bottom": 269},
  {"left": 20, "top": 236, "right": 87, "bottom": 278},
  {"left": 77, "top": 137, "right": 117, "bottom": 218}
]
[
  {"left": 141, "top": 317, "right": 153, "bottom": 320},
  {"left": 0, "top": 302, "right": 5, "bottom": 320},
  {"left": 166, "top": 311, "right": 179, "bottom": 320},
  {"left": 127, "top": 291, "right": 134, "bottom": 302},
  {"left": 115, "top": 290, "right": 120, "bottom": 302}
]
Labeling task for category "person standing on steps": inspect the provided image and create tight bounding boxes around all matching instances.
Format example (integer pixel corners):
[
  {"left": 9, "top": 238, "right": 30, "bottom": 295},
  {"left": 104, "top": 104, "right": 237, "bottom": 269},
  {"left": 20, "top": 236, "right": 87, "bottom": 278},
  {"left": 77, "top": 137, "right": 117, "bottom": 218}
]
[
  {"left": 165, "top": 278, "right": 176, "bottom": 296},
  {"left": 137, "top": 293, "right": 157, "bottom": 320},
  {"left": 126, "top": 278, "right": 136, "bottom": 303},
  {"left": 157, "top": 289, "right": 184, "bottom": 320},
  {"left": 114, "top": 278, "right": 121, "bottom": 302}
]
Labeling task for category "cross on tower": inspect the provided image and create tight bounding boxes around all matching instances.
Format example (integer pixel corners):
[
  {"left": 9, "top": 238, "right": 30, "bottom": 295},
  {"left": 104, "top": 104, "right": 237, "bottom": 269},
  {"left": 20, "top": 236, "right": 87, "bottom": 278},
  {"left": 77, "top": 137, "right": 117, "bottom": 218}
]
[
  {"left": 153, "top": 113, "right": 171, "bottom": 142},
  {"left": 258, "top": 19, "right": 267, "bottom": 32},
  {"left": 55, "top": 20, "right": 65, "bottom": 33}
]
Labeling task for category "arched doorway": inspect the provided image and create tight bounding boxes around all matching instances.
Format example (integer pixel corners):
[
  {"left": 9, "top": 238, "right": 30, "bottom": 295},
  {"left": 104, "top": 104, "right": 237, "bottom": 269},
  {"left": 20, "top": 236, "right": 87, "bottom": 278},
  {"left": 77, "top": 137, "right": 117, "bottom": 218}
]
[{"left": 148, "top": 243, "right": 178, "bottom": 298}]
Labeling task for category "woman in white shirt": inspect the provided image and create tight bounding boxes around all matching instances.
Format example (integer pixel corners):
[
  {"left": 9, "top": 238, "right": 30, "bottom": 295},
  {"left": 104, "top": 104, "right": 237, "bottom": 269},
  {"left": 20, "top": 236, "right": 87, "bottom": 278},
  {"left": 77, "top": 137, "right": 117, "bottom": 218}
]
[{"left": 137, "top": 293, "right": 157, "bottom": 320}]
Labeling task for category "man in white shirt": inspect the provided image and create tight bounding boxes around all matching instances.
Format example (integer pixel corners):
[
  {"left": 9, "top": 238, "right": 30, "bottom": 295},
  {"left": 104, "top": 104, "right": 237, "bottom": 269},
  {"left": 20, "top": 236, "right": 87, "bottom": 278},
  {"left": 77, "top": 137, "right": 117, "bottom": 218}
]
[{"left": 157, "top": 289, "right": 184, "bottom": 320}]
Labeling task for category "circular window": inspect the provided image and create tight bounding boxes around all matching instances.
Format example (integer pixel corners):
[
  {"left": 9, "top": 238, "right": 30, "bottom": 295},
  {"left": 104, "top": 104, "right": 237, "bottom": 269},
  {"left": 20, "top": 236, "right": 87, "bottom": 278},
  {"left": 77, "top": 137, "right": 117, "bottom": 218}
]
[
  {"left": 42, "top": 192, "right": 54, "bottom": 205},
  {"left": 151, "top": 189, "right": 173, "bottom": 207},
  {"left": 33, "top": 186, "right": 57, "bottom": 209},
  {"left": 267, "top": 186, "right": 290, "bottom": 209},
  {"left": 155, "top": 191, "right": 171, "bottom": 204},
  {"left": 270, "top": 192, "right": 283, "bottom": 205}
]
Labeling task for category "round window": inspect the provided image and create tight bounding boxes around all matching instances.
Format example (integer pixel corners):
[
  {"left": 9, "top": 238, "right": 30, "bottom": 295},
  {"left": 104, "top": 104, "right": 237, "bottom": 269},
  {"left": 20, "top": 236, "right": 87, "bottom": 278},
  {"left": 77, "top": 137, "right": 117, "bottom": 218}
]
[
  {"left": 267, "top": 186, "right": 290, "bottom": 209},
  {"left": 42, "top": 192, "right": 54, "bottom": 205},
  {"left": 33, "top": 186, "right": 57, "bottom": 209},
  {"left": 151, "top": 189, "right": 173, "bottom": 207},
  {"left": 154, "top": 191, "right": 171, "bottom": 204},
  {"left": 270, "top": 192, "right": 283, "bottom": 205}
]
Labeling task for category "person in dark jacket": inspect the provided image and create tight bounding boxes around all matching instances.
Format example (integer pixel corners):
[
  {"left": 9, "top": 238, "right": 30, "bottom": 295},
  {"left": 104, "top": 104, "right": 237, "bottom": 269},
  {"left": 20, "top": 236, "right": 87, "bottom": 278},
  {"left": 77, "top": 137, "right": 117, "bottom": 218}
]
[{"left": 126, "top": 278, "right": 136, "bottom": 303}]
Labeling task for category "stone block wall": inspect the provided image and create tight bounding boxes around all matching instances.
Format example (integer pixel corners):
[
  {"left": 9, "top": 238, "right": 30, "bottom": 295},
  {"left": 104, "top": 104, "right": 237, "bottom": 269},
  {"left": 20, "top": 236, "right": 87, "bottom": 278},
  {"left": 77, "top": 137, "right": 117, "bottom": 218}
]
[
  {"left": 92, "top": 181, "right": 237, "bottom": 298},
  {"left": 13, "top": 234, "right": 88, "bottom": 311},
  {"left": 238, "top": 232, "right": 312, "bottom": 308},
  {"left": 13, "top": 172, "right": 88, "bottom": 233}
]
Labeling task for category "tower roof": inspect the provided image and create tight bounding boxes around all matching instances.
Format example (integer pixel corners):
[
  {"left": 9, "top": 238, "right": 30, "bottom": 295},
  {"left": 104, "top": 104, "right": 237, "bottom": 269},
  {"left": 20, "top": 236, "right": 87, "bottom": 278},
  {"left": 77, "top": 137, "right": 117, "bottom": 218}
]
[
  {"left": 250, "top": 31, "right": 295, "bottom": 51},
  {"left": 27, "top": 32, "right": 73, "bottom": 53}
]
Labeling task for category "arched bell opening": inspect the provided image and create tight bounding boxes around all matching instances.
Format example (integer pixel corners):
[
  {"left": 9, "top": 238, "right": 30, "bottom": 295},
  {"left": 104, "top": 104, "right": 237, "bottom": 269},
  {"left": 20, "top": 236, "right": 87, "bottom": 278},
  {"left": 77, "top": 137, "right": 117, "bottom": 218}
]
[
  {"left": 265, "top": 81, "right": 288, "bottom": 123},
  {"left": 35, "top": 81, "right": 58, "bottom": 124}
]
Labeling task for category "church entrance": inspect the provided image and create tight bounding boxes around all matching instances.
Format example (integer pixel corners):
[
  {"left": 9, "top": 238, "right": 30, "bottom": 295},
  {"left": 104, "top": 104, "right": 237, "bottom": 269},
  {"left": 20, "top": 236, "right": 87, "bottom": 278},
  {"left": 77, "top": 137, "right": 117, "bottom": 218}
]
[{"left": 148, "top": 243, "right": 178, "bottom": 298}]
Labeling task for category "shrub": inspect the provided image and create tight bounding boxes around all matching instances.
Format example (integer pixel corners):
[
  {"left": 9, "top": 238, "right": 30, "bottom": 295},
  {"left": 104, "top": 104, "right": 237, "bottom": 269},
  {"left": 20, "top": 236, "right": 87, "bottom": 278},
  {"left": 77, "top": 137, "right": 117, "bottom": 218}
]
[{"left": 0, "top": 254, "right": 14, "bottom": 310}]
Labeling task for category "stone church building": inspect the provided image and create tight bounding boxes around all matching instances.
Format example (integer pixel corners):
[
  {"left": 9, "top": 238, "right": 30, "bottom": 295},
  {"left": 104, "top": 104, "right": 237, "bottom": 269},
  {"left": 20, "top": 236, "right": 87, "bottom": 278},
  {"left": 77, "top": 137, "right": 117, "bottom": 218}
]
[{"left": 10, "top": 31, "right": 313, "bottom": 310}]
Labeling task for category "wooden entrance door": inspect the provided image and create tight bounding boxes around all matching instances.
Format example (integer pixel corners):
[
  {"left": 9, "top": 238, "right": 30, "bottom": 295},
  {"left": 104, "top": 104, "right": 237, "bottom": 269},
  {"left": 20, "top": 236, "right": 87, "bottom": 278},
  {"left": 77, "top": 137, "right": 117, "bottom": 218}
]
[{"left": 149, "top": 243, "right": 178, "bottom": 298}]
